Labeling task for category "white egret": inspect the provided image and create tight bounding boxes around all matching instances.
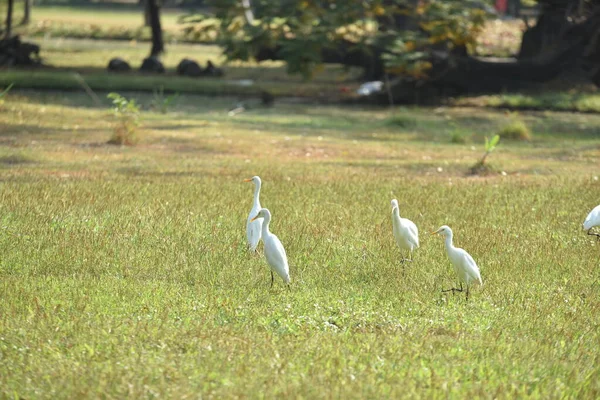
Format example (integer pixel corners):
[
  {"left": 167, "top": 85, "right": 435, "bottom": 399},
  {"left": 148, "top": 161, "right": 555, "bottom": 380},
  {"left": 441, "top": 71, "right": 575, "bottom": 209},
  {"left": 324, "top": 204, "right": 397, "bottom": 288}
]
[
  {"left": 251, "top": 208, "right": 290, "bottom": 287},
  {"left": 432, "top": 225, "right": 482, "bottom": 300},
  {"left": 583, "top": 204, "right": 600, "bottom": 240},
  {"left": 244, "top": 176, "right": 263, "bottom": 252},
  {"left": 391, "top": 199, "right": 419, "bottom": 263}
]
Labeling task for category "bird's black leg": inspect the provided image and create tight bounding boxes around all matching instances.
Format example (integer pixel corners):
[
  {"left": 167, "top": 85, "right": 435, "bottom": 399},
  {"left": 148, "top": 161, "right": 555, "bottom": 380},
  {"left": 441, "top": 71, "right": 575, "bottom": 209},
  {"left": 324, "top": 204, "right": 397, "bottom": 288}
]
[
  {"left": 270, "top": 271, "right": 274, "bottom": 288},
  {"left": 442, "top": 282, "right": 464, "bottom": 295},
  {"left": 587, "top": 229, "right": 600, "bottom": 241},
  {"left": 466, "top": 285, "right": 470, "bottom": 301}
]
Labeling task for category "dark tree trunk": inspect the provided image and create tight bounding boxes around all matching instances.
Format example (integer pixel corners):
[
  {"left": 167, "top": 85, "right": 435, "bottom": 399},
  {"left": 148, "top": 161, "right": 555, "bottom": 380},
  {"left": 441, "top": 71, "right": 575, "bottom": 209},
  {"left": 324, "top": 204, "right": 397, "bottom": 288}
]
[
  {"left": 21, "top": 0, "right": 31, "bottom": 25},
  {"left": 143, "top": 0, "right": 151, "bottom": 27},
  {"left": 5, "top": 0, "right": 14, "bottom": 39},
  {"left": 147, "top": 0, "right": 163, "bottom": 56}
]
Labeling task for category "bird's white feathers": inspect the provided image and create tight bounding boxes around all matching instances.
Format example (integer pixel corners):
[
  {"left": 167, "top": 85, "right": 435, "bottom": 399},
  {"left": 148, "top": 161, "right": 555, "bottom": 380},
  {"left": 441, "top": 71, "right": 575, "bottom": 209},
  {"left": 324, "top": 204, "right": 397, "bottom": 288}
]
[
  {"left": 391, "top": 199, "right": 419, "bottom": 252},
  {"left": 435, "top": 225, "right": 482, "bottom": 286},
  {"left": 447, "top": 246, "right": 482, "bottom": 286},
  {"left": 263, "top": 231, "right": 290, "bottom": 284},
  {"left": 245, "top": 176, "right": 263, "bottom": 251},
  {"left": 583, "top": 204, "right": 600, "bottom": 231},
  {"left": 255, "top": 208, "right": 290, "bottom": 285}
]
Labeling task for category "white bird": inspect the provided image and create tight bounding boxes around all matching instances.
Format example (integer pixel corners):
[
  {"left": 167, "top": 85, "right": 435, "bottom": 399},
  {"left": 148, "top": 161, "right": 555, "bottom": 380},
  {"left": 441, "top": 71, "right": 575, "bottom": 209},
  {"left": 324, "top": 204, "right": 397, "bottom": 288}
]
[
  {"left": 244, "top": 176, "right": 263, "bottom": 252},
  {"left": 391, "top": 199, "right": 419, "bottom": 263},
  {"left": 583, "top": 204, "right": 600, "bottom": 240},
  {"left": 251, "top": 208, "right": 290, "bottom": 287},
  {"left": 432, "top": 225, "right": 482, "bottom": 300},
  {"left": 357, "top": 81, "right": 383, "bottom": 96}
]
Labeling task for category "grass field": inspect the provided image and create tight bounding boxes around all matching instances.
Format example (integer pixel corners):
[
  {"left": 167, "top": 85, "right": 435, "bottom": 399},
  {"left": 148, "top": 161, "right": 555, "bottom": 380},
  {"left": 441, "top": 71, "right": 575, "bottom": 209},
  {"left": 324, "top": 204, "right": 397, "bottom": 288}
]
[{"left": 1, "top": 89, "right": 600, "bottom": 398}]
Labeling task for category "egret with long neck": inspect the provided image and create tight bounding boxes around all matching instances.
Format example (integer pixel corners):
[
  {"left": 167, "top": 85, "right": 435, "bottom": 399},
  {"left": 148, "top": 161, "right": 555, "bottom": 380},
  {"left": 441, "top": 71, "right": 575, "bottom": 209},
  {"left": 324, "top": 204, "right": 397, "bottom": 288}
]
[
  {"left": 244, "top": 176, "right": 263, "bottom": 252},
  {"left": 251, "top": 208, "right": 290, "bottom": 287},
  {"left": 432, "top": 225, "right": 482, "bottom": 300},
  {"left": 391, "top": 199, "right": 419, "bottom": 264}
]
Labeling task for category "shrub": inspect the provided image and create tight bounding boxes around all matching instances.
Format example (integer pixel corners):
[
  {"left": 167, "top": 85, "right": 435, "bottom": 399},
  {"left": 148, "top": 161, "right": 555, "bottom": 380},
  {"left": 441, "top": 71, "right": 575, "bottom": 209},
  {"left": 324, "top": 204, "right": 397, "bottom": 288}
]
[
  {"left": 386, "top": 114, "right": 418, "bottom": 128},
  {"left": 497, "top": 119, "right": 532, "bottom": 141},
  {"left": 107, "top": 92, "right": 141, "bottom": 145}
]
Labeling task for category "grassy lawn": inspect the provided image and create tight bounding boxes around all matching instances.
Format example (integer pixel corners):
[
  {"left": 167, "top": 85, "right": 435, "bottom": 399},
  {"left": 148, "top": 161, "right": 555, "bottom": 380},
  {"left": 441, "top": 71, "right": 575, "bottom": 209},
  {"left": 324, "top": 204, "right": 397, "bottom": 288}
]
[{"left": 0, "top": 89, "right": 600, "bottom": 398}]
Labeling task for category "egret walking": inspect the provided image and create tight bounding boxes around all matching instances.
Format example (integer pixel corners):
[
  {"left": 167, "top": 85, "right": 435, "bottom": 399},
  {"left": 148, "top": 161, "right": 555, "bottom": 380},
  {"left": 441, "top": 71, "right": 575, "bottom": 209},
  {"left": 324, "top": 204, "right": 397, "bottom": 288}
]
[
  {"left": 583, "top": 204, "right": 600, "bottom": 240},
  {"left": 432, "top": 225, "right": 482, "bottom": 300},
  {"left": 251, "top": 208, "right": 290, "bottom": 287},
  {"left": 244, "top": 176, "right": 263, "bottom": 252},
  {"left": 391, "top": 199, "right": 419, "bottom": 262}
]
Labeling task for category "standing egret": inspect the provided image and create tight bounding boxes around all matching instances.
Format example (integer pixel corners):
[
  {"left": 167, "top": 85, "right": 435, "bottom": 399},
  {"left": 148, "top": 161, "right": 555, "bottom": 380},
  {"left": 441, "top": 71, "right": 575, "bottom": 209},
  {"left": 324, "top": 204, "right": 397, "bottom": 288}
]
[
  {"left": 244, "top": 176, "right": 263, "bottom": 252},
  {"left": 391, "top": 199, "right": 419, "bottom": 263},
  {"left": 583, "top": 204, "right": 600, "bottom": 240},
  {"left": 432, "top": 225, "right": 482, "bottom": 300},
  {"left": 251, "top": 208, "right": 290, "bottom": 287}
]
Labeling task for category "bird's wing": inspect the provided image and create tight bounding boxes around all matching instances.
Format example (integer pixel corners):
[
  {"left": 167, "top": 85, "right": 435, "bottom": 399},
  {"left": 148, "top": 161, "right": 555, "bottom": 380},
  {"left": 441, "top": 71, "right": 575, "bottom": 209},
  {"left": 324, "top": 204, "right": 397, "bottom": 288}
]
[
  {"left": 265, "top": 234, "right": 290, "bottom": 281},
  {"left": 404, "top": 219, "right": 419, "bottom": 247},
  {"left": 584, "top": 205, "right": 600, "bottom": 229},
  {"left": 246, "top": 208, "right": 263, "bottom": 250},
  {"left": 459, "top": 249, "right": 482, "bottom": 285}
]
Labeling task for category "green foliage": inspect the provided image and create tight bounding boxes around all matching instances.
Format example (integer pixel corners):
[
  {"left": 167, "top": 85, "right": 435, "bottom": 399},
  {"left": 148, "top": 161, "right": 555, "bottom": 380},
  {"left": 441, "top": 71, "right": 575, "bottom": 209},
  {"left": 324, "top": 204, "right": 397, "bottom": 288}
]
[
  {"left": 497, "top": 119, "right": 532, "bottom": 141},
  {"left": 151, "top": 86, "right": 179, "bottom": 114},
  {"left": 184, "top": 0, "right": 492, "bottom": 79},
  {"left": 107, "top": 92, "right": 141, "bottom": 145},
  {"left": 450, "top": 129, "right": 468, "bottom": 144},
  {"left": 471, "top": 133, "right": 500, "bottom": 174},
  {"left": 485, "top": 133, "right": 500, "bottom": 153}
]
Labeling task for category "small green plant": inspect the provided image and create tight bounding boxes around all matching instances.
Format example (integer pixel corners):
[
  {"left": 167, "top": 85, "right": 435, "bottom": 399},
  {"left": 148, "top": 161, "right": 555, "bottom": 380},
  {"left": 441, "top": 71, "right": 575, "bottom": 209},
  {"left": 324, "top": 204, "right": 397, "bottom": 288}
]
[
  {"left": 0, "top": 83, "right": 14, "bottom": 106},
  {"left": 386, "top": 114, "right": 418, "bottom": 128},
  {"left": 449, "top": 128, "right": 467, "bottom": 144},
  {"left": 470, "top": 134, "right": 500, "bottom": 175},
  {"left": 497, "top": 119, "right": 532, "bottom": 141},
  {"left": 107, "top": 92, "right": 141, "bottom": 145},
  {"left": 151, "top": 86, "right": 179, "bottom": 114}
]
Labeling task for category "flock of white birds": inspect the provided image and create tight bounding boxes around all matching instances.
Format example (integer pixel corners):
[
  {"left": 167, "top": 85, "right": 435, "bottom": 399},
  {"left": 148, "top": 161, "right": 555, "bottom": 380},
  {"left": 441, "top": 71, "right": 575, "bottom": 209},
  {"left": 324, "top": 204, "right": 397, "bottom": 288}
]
[{"left": 245, "top": 176, "right": 600, "bottom": 300}]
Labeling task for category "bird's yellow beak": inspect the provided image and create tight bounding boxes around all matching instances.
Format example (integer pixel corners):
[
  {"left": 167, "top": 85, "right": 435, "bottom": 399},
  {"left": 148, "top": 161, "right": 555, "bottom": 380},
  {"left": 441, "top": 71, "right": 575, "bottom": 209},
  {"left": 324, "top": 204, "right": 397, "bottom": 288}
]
[
  {"left": 250, "top": 215, "right": 259, "bottom": 222},
  {"left": 243, "top": 178, "right": 252, "bottom": 182},
  {"left": 431, "top": 230, "right": 439, "bottom": 235}
]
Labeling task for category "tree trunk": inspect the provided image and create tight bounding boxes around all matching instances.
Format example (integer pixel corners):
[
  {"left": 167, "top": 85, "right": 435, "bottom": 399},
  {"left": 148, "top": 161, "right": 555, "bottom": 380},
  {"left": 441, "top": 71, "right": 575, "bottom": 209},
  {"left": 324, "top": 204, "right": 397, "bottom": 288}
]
[
  {"left": 5, "top": 0, "right": 14, "bottom": 39},
  {"left": 143, "top": 0, "right": 150, "bottom": 27},
  {"left": 21, "top": 0, "right": 31, "bottom": 25},
  {"left": 147, "top": 0, "right": 163, "bottom": 57}
]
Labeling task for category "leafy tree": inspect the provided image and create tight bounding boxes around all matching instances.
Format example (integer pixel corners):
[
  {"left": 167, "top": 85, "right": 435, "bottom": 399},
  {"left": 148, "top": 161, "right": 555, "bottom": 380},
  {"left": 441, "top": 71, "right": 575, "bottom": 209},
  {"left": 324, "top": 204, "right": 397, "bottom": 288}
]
[
  {"left": 184, "top": 0, "right": 600, "bottom": 101},
  {"left": 182, "top": 0, "right": 490, "bottom": 79}
]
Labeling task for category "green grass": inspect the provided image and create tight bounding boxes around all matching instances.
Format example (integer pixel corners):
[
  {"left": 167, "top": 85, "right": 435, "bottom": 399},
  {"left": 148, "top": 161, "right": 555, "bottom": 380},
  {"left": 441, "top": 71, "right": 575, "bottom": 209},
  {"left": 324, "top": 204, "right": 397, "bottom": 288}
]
[
  {"left": 455, "top": 91, "right": 600, "bottom": 113},
  {"left": 0, "top": 38, "right": 361, "bottom": 99},
  {"left": 1, "top": 90, "right": 600, "bottom": 398},
  {"left": 13, "top": 4, "right": 191, "bottom": 42}
]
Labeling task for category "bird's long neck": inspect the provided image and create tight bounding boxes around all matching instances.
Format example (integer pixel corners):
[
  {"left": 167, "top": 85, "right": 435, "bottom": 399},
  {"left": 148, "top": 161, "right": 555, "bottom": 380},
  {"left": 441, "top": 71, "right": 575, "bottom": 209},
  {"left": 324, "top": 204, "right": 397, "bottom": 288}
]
[
  {"left": 253, "top": 183, "right": 261, "bottom": 207},
  {"left": 444, "top": 233, "right": 454, "bottom": 251},
  {"left": 392, "top": 207, "right": 400, "bottom": 218},
  {"left": 261, "top": 215, "right": 271, "bottom": 236}
]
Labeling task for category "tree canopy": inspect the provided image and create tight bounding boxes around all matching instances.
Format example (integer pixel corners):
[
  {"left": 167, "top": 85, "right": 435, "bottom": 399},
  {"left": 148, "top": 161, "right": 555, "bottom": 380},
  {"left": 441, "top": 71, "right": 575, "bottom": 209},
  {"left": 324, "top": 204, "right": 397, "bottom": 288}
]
[
  {"left": 183, "top": 0, "right": 491, "bottom": 79},
  {"left": 183, "top": 0, "right": 600, "bottom": 102}
]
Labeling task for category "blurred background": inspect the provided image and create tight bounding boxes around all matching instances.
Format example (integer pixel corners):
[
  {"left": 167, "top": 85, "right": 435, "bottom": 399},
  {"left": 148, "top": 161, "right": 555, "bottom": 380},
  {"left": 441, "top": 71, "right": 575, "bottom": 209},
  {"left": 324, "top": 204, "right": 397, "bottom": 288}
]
[{"left": 1, "top": 0, "right": 597, "bottom": 107}]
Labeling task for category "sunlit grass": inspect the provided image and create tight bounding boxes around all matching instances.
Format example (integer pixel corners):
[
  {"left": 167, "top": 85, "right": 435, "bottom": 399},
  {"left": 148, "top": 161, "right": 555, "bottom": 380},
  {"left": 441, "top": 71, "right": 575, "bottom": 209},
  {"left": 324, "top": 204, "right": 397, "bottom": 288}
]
[{"left": 1, "top": 91, "right": 600, "bottom": 398}]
